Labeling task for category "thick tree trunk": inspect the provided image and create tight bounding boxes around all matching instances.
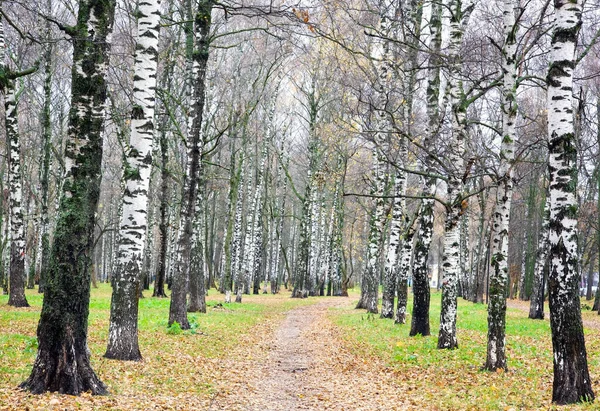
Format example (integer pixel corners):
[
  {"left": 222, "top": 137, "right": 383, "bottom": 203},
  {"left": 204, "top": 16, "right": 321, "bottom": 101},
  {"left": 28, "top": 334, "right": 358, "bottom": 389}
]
[
  {"left": 105, "top": 0, "right": 161, "bottom": 361},
  {"left": 169, "top": 1, "right": 212, "bottom": 329},
  {"left": 20, "top": 0, "right": 116, "bottom": 395},
  {"left": 546, "top": 0, "right": 594, "bottom": 403}
]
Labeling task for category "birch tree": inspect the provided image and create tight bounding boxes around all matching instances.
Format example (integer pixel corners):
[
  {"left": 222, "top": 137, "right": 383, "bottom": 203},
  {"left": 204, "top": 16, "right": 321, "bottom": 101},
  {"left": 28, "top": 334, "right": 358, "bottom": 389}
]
[
  {"left": 484, "top": 0, "right": 518, "bottom": 372},
  {"left": 169, "top": 0, "right": 212, "bottom": 329},
  {"left": 545, "top": 0, "right": 594, "bottom": 403},
  {"left": 438, "top": 0, "right": 475, "bottom": 350},
  {"left": 105, "top": 0, "right": 161, "bottom": 361},
  {"left": 5, "top": 77, "right": 28, "bottom": 308},
  {"left": 410, "top": 0, "right": 443, "bottom": 336}
]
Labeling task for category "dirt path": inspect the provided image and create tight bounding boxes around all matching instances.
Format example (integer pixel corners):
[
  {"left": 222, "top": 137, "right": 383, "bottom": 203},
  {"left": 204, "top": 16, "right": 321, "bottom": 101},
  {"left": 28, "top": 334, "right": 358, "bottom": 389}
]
[{"left": 210, "top": 298, "right": 409, "bottom": 410}]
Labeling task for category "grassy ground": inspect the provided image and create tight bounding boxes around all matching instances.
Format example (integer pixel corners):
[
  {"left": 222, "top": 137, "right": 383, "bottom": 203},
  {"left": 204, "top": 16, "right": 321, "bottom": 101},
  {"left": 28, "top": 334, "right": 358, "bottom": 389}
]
[
  {"left": 329, "top": 290, "right": 600, "bottom": 410},
  {"left": 0, "top": 284, "right": 313, "bottom": 410}
]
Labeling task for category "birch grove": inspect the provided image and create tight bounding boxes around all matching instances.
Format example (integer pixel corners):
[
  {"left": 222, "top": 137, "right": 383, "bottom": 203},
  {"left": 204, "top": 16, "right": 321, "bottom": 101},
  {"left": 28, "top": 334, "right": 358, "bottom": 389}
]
[{"left": 2, "top": 0, "right": 600, "bottom": 405}]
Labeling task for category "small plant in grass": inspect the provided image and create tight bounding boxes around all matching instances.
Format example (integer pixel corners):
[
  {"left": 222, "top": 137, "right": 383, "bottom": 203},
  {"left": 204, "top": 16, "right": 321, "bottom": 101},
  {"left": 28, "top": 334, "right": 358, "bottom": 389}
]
[
  {"left": 167, "top": 321, "right": 183, "bottom": 335},
  {"left": 23, "top": 336, "right": 37, "bottom": 353}
]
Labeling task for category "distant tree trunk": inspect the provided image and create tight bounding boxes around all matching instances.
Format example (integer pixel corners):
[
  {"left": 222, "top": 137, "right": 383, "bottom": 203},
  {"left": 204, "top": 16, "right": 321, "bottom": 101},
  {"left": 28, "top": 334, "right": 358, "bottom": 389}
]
[
  {"left": 20, "top": 0, "right": 116, "bottom": 394},
  {"left": 153, "top": 128, "right": 169, "bottom": 298},
  {"left": 546, "top": 0, "right": 594, "bottom": 403},
  {"left": 152, "top": 45, "right": 177, "bottom": 299},
  {"left": 592, "top": 95, "right": 600, "bottom": 314},
  {"left": 105, "top": 0, "right": 161, "bottom": 361},
  {"left": 293, "top": 88, "right": 321, "bottom": 299},
  {"left": 37, "top": 6, "right": 53, "bottom": 294},
  {"left": 520, "top": 180, "right": 537, "bottom": 301},
  {"left": 292, "top": 182, "right": 311, "bottom": 298},
  {"left": 585, "top": 248, "right": 595, "bottom": 301},
  {"left": 381, "top": 171, "right": 403, "bottom": 319},
  {"left": 530, "top": 188, "right": 549, "bottom": 319},
  {"left": 222, "top": 134, "right": 240, "bottom": 302},
  {"left": 233, "top": 156, "right": 246, "bottom": 302},
  {"left": 188, "top": 166, "right": 206, "bottom": 313},
  {"left": 396, "top": 229, "right": 414, "bottom": 324},
  {"left": 169, "top": 0, "right": 212, "bottom": 329}
]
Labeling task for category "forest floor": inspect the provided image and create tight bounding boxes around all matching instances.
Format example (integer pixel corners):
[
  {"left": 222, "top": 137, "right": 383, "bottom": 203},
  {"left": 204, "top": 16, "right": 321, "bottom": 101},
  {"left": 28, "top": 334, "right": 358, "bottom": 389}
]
[{"left": 2, "top": 287, "right": 600, "bottom": 410}]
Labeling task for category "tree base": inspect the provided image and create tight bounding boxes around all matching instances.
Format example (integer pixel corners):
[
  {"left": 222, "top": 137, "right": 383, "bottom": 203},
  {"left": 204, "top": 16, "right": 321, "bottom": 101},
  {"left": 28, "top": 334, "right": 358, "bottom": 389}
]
[
  {"left": 437, "top": 334, "right": 458, "bottom": 350},
  {"left": 104, "top": 348, "right": 142, "bottom": 362},
  {"left": 8, "top": 297, "right": 30, "bottom": 308},
  {"left": 21, "top": 347, "right": 108, "bottom": 395},
  {"left": 394, "top": 313, "right": 406, "bottom": 324}
]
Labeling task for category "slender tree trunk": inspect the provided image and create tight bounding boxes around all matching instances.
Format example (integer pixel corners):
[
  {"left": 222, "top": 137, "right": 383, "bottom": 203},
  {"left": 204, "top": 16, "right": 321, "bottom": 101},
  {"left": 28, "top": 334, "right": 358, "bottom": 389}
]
[
  {"left": 233, "top": 156, "right": 246, "bottom": 302},
  {"left": 484, "top": 0, "right": 517, "bottom": 371},
  {"left": 20, "top": 0, "right": 116, "bottom": 394},
  {"left": 530, "top": 186, "right": 549, "bottom": 319},
  {"left": 438, "top": 0, "right": 473, "bottom": 350},
  {"left": 168, "top": 0, "right": 212, "bottom": 329},
  {"left": 222, "top": 134, "right": 239, "bottom": 302},
  {"left": 546, "top": 0, "right": 594, "bottom": 403},
  {"left": 382, "top": 171, "right": 403, "bottom": 318},
  {"left": 37, "top": 4, "right": 53, "bottom": 294},
  {"left": 6, "top": 78, "right": 28, "bottom": 308},
  {"left": 396, "top": 229, "right": 414, "bottom": 324},
  {"left": 410, "top": 0, "right": 441, "bottom": 335}
]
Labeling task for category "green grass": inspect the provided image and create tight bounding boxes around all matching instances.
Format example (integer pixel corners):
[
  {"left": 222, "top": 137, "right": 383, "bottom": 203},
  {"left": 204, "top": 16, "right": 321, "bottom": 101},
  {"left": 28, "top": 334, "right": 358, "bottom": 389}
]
[
  {"left": 330, "top": 290, "right": 599, "bottom": 410},
  {"left": 2, "top": 285, "right": 599, "bottom": 410}
]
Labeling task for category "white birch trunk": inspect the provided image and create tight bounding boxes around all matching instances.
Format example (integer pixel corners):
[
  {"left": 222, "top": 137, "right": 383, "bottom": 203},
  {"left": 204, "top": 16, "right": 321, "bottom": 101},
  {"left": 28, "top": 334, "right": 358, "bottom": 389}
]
[
  {"left": 381, "top": 171, "right": 403, "bottom": 319},
  {"left": 106, "top": 0, "right": 161, "bottom": 360},
  {"left": 6, "top": 78, "right": 29, "bottom": 308},
  {"left": 233, "top": 156, "right": 246, "bottom": 302},
  {"left": 410, "top": 0, "right": 442, "bottom": 336},
  {"left": 438, "top": 0, "right": 474, "bottom": 350},
  {"left": 546, "top": 0, "right": 594, "bottom": 402}
]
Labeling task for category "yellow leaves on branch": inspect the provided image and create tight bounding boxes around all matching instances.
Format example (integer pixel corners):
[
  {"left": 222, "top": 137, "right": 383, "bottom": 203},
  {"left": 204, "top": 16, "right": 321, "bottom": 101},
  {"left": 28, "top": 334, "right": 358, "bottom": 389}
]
[{"left": 292, "top": 8, "right": 315, "bottom": 33}]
